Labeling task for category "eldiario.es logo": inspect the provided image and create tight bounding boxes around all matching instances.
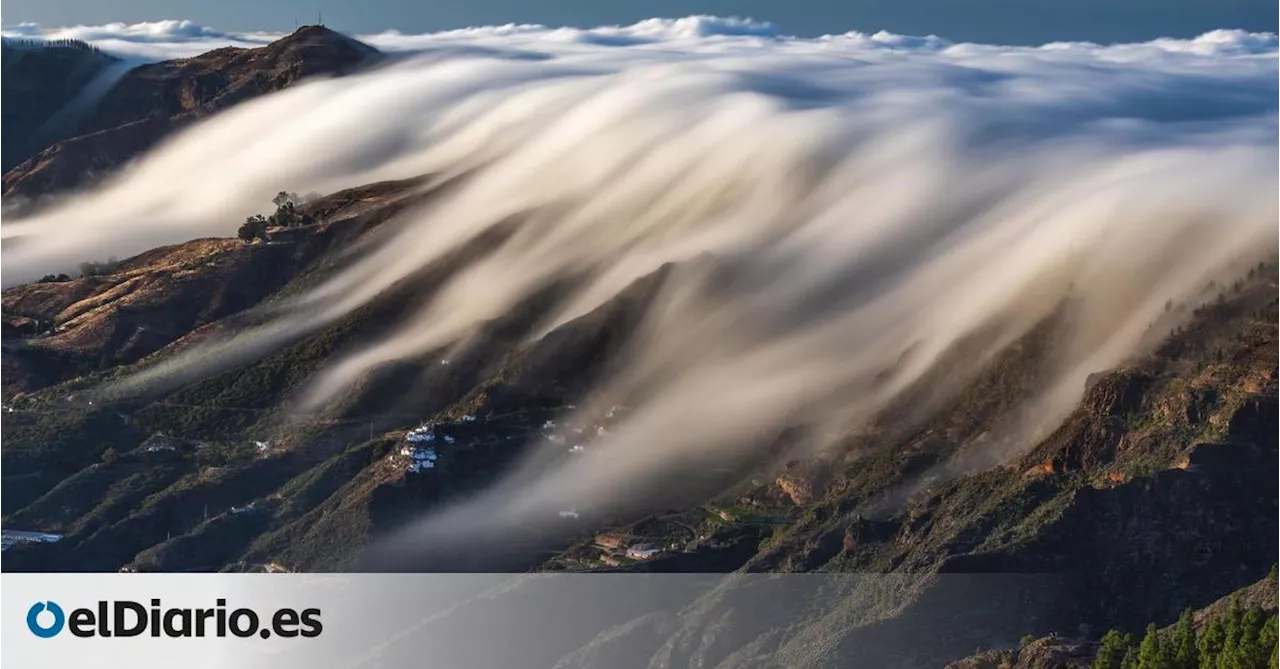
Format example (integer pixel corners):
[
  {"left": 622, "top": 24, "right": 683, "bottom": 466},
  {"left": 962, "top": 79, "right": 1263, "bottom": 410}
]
[{"left": 27, "top": 599, "right": 322, "bottom": 639}]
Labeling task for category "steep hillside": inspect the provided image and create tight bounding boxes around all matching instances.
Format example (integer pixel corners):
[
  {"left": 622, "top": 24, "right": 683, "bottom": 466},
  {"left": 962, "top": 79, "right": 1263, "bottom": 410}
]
[
  {"left": 948, "top": 572, "right": 1278, "bottom": 669},
  {"left": 1, "top": 26, "right": 379, "bottom": 203},
  {"left": 531, "top": 263, "right": 1278, "bottom": 667},
  {"left": 1, "top": 38, "right": 121, "bottom": 172},
  {"left": 0, "top": 169, "right": 1274, "bottom": 664},
  {"left": 0, "top": 170, "right": 650, "bottom": 570}
]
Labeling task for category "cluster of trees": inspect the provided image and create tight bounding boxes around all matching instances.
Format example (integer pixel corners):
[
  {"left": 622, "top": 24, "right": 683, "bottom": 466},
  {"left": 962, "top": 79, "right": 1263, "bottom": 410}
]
[
  {"left": 77, "top": 257, "right": 119, "bottom": 277},
  {"left": 34, "top": 255, "right": 123, "bottom": 283},
  {"left": 2, "top": 37, "right": 103, "bottom": 53},
  {"left": 1093, "top": 601, "right": 1278, "bottom": 669},
  {"left": 237, "top": 192, "right": 315, "bottom": 243}
]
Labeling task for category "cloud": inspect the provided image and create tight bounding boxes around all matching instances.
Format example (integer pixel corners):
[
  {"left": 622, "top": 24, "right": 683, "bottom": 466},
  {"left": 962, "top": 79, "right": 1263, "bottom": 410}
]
[
  {"left": 2, "top": 17, "right": 1276, "bottom": 560},
  {"left": 1, "top": 20, "right": 278, "bottom": 60},
  {"left": 5, "top": 16, "right": 1275, "bottom": 60}
]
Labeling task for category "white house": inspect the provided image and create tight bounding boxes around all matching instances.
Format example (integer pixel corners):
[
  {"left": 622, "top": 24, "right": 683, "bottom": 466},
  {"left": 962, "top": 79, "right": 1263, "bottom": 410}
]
[
  {"left": 406, "top": 425, "right": 435, "bottom": 443},
  {"left": 402, "top": 445, "right": 439, "bottom": 474},
  {"left": 626, "top": 545, "right": 661, "bottom": 560},
  {"left": 408, "top": 460, "right": 436, "bottom": 473}
]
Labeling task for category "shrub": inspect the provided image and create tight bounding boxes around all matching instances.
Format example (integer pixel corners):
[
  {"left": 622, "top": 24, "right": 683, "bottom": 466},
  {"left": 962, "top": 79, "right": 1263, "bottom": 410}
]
[
  {"left": 238, "top": 215, "right": 269, "bottom": 243},
  {"left": 267, "top": 192, "right": 314, "bottom": 228}
]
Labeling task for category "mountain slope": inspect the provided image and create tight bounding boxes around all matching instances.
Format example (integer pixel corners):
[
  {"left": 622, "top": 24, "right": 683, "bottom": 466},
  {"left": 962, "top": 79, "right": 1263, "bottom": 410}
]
[
  {"left": 1, "top": 26, "right": 379, "bottom": 203},
  {"left": 1, "top": 38, "right": 121, "bottom": 172}
]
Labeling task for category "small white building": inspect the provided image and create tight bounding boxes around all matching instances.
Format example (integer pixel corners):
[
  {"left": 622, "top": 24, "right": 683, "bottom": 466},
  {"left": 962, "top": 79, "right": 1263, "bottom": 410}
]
[
  {"left": 558, "top": 509, "right": 580, "bottom": 519},
  {"left": 626, "top": 545, "right": 661, "bottom": 560},
  {"left": 460, "top": 415, "right": 476, "bottom": 423},
  {"left": 542, "top": 420, "right": 556, "bottom": 430},
  {"left": 569, "top": 444, "right": 585, "bottom": 454},
  {"left": 406, "top": 425, "right": 435, "bottom": 443},
  {"left": 404, "top": 445, "right": 438, "bottom": 474}
]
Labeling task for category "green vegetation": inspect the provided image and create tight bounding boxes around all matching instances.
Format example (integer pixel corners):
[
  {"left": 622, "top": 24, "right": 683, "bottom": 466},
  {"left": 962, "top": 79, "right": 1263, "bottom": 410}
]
[
  {"left": 238, "top": 192, "right": 316, "bottom": 243},
  {"left": 267, "top": 191, "right": 315, "bottom": 228},
  {"left": 1092, "top": 600, "right": 1278, "bottom": 669},
  {"left": 77, "top": 256, "right": 119, "bottom": 277},
  {"left": 1, "top": 37, "right": 104, "bottom": 54},
  {"left": 237, "top": 215, "right": 269, "bottom": 243}
]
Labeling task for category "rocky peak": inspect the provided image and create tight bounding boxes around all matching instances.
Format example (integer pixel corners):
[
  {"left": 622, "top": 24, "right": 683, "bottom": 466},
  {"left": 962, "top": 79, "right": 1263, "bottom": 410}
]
[{"left": 274, "top": 25, "right": 379, "bottom": 56}]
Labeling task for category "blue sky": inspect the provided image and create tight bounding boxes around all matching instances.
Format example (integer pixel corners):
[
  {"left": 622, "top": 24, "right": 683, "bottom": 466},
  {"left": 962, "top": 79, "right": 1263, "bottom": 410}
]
[{"left": 2, "top": 0, "right": 1275, "bottom": 44}]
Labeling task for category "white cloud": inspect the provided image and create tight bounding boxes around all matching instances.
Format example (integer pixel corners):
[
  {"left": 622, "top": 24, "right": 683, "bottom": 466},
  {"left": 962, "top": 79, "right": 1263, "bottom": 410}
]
[
  {"left": 1, "top": 17, "right": 1275, "bottom": 557},
  {"left": 4, "top": 16, "right": 1276, "bottom": 60}
]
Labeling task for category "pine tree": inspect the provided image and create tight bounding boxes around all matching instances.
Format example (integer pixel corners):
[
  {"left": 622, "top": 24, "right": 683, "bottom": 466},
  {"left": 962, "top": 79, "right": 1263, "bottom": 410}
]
[
  {"left": 1122, "top": 644, "right": 1140, "bottom": 669},
  {"left": 1137, "top": 623, "right": 1167, "bottom": 669},
  {"left": 1259, "top": 615, "right": 1278, "bottom": 665},
  {"left": 1220, "top": 630, "right": 1241, "bottom": 669},
  {"left": 1236, "top": 610, "right": 1267, "bottom": 669},
  {"left": 1172, "top": 609, "right": 1197, "bottom": 669},
  {"left": 1219, "top": 599, "right": 1244, "bottom": 669},
  {"left": 1201, "top": 617, "right": 1226, "bottom": 669},
  {"left": 1097, "top": 630, "right": 1133, "bottom": 669}
]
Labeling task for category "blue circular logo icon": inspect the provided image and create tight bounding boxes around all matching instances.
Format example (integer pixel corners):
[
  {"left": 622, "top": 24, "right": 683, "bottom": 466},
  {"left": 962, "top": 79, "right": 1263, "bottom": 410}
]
[{"left": 27, "top": 601, "right": 65, "bottom": 638}]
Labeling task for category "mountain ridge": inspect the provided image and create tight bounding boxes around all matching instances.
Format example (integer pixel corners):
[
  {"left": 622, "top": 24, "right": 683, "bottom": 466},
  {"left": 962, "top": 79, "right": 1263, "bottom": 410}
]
[{"left": 1, "top": 26, "right": 380, "bottom": 204}]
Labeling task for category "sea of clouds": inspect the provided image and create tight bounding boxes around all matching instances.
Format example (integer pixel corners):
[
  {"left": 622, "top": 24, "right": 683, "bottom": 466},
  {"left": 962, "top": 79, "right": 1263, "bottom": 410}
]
[
  {"left": 4, "top": 16, "right": 1278, "bottom": 60},
  {"left": 2, "top": 17, "right": 1276, "bottom": 561}
]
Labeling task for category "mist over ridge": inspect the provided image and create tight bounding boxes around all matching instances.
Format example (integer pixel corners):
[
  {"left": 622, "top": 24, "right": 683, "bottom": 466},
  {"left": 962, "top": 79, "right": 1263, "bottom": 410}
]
[{"left": 2, "top": 17, "right": 1276, "bottom": 558}]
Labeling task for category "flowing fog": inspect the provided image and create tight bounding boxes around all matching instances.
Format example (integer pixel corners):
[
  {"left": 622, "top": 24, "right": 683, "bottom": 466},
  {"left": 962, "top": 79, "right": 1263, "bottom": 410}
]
[{"left": 2, "top": 17, "right": 1277, "bottom": 557}]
